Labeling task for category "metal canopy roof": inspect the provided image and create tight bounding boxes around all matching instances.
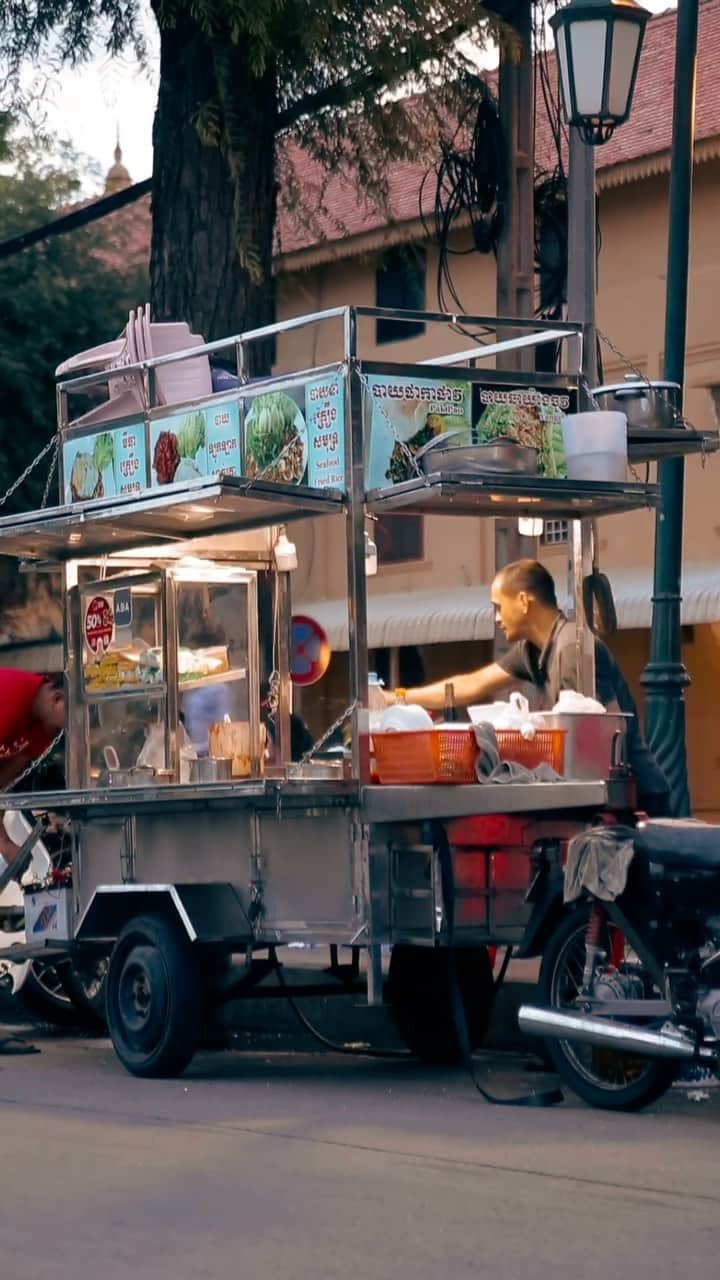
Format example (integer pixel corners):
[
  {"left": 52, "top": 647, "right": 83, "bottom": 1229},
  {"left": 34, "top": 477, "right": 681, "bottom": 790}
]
[
  {"left": 0, "top": 477, "right": 345, "bottom": 562},
  {"left": 367, "top": 474, "right": 659, "bottom": 520}
]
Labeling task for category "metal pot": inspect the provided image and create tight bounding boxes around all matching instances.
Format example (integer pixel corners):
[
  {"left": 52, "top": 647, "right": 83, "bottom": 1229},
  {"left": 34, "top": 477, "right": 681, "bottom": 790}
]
[
  {"left": 591, "top": 378, "right": 682, "bottom": 431},
  {"left": 420, "top": 436, "right": 539, "bottom": 476},
  {"left": 190, "top": 757, "right": 233, "bottom": 783}
]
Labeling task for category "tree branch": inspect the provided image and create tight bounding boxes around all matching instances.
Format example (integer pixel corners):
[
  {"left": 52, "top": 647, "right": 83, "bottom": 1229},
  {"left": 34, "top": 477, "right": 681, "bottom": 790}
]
[{"left": 276, "top": 20, "right": 471, "bottom": 132}]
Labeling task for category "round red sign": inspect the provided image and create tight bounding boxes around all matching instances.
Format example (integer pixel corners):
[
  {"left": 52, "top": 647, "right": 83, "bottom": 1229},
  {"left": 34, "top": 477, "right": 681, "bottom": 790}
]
[
  {"left": 84, "top": 595, "right": 114, "bottom": 654},
  {"left": 291, "top": 615, "right": 331, "bottom": 687}
]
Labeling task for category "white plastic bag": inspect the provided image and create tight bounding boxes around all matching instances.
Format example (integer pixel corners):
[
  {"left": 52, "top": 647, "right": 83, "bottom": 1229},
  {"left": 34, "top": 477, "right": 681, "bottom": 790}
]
[
  {"left": 136, "top": 723, "right": 197, "bottom": 782},
  {"left": 551, "top": 689, "right": 606, "bottom": 715},
  {"left": 468, "top": 692, "right": 536, "bottom": 740}
]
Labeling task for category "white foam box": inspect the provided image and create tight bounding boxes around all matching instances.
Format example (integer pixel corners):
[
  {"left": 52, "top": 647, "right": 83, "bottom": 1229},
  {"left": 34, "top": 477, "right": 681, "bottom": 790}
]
[{"left": 23, "top": 887, "right": 73, "bottom": 943}]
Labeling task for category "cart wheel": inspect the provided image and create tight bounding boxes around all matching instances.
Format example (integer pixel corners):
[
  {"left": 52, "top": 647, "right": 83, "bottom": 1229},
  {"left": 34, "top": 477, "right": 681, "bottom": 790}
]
[
  {"left": 388, "top": 944, "right": 495, "bottom": 1065},
  {"left": 106, "top": 914, "right": 203, "bottom": 1078}
]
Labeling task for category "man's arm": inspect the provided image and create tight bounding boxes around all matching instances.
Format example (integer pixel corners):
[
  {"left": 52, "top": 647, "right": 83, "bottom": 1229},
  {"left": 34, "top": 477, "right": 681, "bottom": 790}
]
[{"left": 392, "top": 662, "right": 513, "bottom": 712}]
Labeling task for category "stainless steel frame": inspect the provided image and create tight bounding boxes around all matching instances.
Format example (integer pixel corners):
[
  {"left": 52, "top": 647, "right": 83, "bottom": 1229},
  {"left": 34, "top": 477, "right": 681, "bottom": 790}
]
[{"left": 2, "top": 305, "right": 707, "bottom": 1013}]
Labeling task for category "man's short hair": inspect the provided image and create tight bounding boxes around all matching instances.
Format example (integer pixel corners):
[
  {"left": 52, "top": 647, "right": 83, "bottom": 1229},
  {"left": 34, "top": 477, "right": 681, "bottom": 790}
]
[
  {"left": 43, "top": 673, "right": 65, "bottom": 692},
  {"left": 497, "top": 559, "right": 558, "bottom": 608}
]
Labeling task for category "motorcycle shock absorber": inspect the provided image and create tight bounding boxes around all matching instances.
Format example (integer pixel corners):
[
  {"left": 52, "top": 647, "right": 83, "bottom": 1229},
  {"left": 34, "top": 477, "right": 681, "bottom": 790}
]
[{"left": 581, "top": 901, "right": 607, "bottom": 994}]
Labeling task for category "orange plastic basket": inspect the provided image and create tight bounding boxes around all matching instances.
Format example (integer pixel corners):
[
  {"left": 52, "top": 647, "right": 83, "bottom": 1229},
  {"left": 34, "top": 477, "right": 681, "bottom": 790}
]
[
  {"left": 496, "top": 729, "right": 565, "bottom": 773},
  {"left": 373, "top": 728, "right": 478, "bottom": 785}
]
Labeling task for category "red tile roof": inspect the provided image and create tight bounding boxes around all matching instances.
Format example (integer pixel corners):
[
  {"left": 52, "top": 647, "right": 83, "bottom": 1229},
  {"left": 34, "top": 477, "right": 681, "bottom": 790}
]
[{"left": 92, "top": 0, "right": 720, "bottom": 268}]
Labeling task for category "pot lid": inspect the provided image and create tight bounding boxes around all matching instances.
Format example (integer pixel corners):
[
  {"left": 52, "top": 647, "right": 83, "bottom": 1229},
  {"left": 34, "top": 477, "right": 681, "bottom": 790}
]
[{"left": 592, "top": 379, "right": 681, "bottom": 397}]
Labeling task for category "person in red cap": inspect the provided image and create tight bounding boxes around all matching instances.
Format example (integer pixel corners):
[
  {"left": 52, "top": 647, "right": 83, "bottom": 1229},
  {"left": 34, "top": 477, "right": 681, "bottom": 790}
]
[{"left": 0, "top": 670, "right": 65, "bottom": 866}]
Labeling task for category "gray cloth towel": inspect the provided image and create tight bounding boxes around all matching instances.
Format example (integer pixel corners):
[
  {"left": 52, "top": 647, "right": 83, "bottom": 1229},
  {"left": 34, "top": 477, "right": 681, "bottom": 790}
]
[
  {"left": 564, "top": 826, "right": 635, "bottom": 904},
  {"left": 472, "top": 722, "right": 562, "bottom": 786}
]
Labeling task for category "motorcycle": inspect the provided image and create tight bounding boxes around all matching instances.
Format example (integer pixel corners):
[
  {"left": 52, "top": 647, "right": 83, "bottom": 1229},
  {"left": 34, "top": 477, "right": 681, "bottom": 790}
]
[
  {"left": 0, "top": 808, "right": 108, "bottom": 1028},
  {"left": 518, "top": 819, "right": 720, "bottom": 1111}
]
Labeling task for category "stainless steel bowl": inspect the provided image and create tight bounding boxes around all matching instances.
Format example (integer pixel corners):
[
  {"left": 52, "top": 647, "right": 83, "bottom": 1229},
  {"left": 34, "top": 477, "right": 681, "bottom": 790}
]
[
  {"left": 106, "top": 766, "right": 155, "bottom": 788},
  {"left": 591, "top": 379, "right": 682, "bottom": 430},
  {"left": 286, "top": 761, "right": 344, "bottom": 781},
  {"left": 190, "top": 757, "right": 233, "bottom": 783},
  {"left": 420, "top": 437, "right": 539, "bottom": 476}
]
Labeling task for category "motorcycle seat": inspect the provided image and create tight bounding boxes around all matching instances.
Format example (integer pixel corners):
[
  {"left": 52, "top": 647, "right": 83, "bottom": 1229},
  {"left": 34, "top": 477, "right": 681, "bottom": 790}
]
[{"left": 634, "top": 820, "right": 720, "bottom": 871}]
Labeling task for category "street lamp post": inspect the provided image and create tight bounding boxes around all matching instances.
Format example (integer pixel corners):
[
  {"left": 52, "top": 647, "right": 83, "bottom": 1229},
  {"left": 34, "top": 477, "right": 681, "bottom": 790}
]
[
  {"left": 641, "top": 0, "right": 699, "bottom": 817},
  {"left": 550, "top": 0, "right": 649, "bottom": 692},
  {"left": 550, "top": 0, "right": 650, "bottom": 386}
]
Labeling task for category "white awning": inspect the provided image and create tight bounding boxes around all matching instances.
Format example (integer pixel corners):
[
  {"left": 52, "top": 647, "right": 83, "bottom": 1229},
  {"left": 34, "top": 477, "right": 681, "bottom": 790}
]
[{"left": 298, "top": 561, "right": 720, "bottom": 651}]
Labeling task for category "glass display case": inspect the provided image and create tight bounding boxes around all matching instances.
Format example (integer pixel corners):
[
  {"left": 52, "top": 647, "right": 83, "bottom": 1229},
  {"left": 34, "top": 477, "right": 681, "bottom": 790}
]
[{"left": 67, "top": 562, "right": 260, "bottom": 788}]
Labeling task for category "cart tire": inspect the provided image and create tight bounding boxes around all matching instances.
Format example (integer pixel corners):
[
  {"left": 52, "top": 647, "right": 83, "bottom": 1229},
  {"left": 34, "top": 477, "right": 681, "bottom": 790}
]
[
  {"left": 388, "top": 944, "right": 495, "bottom": 1065},
  {"left": 106, "top": 914, "right": 203, "bottom": 1078}
]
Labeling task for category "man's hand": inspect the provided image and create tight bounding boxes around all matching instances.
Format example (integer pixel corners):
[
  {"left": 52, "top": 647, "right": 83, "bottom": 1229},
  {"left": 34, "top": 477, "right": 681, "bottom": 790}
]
[{"left": 381, "top": 689, "right": 397, "bottom": 708}]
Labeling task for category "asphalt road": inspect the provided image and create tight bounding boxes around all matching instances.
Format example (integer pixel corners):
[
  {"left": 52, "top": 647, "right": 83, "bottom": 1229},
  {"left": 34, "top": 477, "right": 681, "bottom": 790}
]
[{"left": 1, "top": 1022, "right": 720, "bottom": 1280}]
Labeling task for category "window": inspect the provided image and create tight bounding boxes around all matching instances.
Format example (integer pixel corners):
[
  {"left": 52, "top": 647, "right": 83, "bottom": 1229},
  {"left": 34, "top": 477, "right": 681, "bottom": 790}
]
[
  {"left": 541, "top": 519, "right": 569, "bottom": 546},
  {"left": 375, "top": 246, "right": 426, "bottom": 345},
  {"left": 375, "top": 514, "right": 424, "bottom": 565}
]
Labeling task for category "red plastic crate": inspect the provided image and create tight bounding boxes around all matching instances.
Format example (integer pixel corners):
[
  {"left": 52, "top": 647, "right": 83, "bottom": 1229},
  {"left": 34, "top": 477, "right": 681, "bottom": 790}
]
[
  {"left": 373, "top": 728, "right": 477, "bottom": 784},
  {"left": 496, "top": 728, "right": 565, "bottom": 774}
]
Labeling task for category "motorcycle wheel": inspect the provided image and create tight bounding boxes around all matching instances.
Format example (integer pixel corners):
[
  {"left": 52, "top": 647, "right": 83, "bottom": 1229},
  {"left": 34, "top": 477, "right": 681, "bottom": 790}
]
[
  {"left": 14, "top": 959, "right": 82, "bottom": 1027},
  {"left": 61, "top": 953, "right": 109, "bottom": 1027},
  {"left": 538, "top": 907, "right": 676, "bottom": 1112}
]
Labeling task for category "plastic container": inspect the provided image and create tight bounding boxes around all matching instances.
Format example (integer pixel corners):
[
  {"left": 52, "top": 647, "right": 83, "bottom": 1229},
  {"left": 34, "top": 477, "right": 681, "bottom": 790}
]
[
  {"left": 373, "top": 728, "right": 478, "bottom": 784},
  {"left": 561, "top": 411, "right": 627, "bottom": 482}
]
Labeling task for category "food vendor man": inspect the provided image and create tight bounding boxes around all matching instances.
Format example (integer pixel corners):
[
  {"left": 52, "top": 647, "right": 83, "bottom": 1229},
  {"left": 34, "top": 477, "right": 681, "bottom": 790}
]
[
  {"left": 385, "top": 559, "right": 670, "bottom": 816},
  {"left": 0, "top": 671, "right": 65, "bottom": 865}
]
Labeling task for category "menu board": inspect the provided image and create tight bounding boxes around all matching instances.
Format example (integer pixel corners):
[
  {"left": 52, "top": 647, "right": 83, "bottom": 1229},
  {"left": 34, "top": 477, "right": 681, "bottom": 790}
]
[
  {"left": 61, "top": 371, "right": 349, "bottom": 506},
  {"left": 472, "top": 382, "right": 577, "bottom": 478},
  {"left": 150, "top": 401, "right": 241, "bottom": 488},
  {"left": 363, "top": 373, "right": 578, "bottom": 490},
  {"left": 305, "top": 374, "right": 345, "bottom": 489},
  {"left": 363, "top": 374, "right": 472, "bottom": 490},
  {"left": 243, "top": 377, "right": 346, "bottom": 491},
  {"left": 62, "top": 419, "right": 147, "bottom": 504}
]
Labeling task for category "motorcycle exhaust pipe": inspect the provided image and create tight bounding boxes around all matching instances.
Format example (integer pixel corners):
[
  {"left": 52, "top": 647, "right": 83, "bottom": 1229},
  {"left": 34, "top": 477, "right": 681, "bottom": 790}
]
[{"left": 518, "top": 1004, "right": 713, "bottom": 1061}]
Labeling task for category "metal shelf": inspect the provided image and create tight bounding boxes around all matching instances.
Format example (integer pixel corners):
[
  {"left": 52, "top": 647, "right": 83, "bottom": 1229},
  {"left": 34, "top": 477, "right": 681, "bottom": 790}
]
[
  {"left": 83, "top": 682, "right": 166, "bottom": 702},
  {"left": 0, "top": 476, "right": 345, "bottom": 562},
  {"left": 83, "top": 668, "right": 248, "bottom": 697},
  {"left": 366, "top": 473, "right": 659, "bottom": 519},
  {"left": 179, "top": 667, "right": 247, "bottom": 693},
  {"left": 627, "top": 427, "right": 719, "bottom": 463}
]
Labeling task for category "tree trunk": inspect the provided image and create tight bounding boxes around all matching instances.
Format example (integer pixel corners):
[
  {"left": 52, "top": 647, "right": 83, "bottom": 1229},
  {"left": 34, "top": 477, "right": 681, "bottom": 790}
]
[{"left": 149, "top": 11, "right": 277, "bottom": 374}]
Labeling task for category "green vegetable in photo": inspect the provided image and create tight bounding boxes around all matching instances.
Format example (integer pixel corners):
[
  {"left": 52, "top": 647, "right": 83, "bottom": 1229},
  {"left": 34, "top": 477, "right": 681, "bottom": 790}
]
[
  {"left": 246, "top": 391, "right": 299, "bottom": 469},
  {"left": 93, "top": 432, "right": 115, "bottom": 474},
  {"left": 177, "top": 411, "right": 206, "bottom": 459}
]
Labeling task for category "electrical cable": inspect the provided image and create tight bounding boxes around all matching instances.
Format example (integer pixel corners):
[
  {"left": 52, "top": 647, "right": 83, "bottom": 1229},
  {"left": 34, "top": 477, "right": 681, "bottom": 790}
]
[
  {"left": 273, "top": 959, "right": 413, "bottom": 1060},
  {"left": 420, "top": 82, "right": 504, "bottom": 344}
]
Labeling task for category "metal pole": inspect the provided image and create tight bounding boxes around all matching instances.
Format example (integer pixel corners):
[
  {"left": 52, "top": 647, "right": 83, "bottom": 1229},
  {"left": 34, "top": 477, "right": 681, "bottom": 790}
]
[
  {"left": 566, "top": 129, "right": 597, "bottom": 696},
  {"left": 493, "top": 0, "right": 536, "bottom": 647},
  {"left": 642, "top": 0, "right": 698, "bottom": 817}
]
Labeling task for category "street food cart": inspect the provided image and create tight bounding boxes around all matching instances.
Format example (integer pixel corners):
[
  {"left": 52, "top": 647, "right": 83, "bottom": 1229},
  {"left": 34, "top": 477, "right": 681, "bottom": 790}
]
[{"left": 0, "top": 306, "right": 714, "bottom": 1077}]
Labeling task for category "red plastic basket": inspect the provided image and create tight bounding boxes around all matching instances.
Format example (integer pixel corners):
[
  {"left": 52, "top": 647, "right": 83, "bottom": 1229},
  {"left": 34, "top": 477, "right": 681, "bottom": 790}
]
[
  {"left": 373, "top": 728, "right": 478, "bottom": 785},
  {"left": 496, "top": 729, "right": 565, "bottom": 773}
]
